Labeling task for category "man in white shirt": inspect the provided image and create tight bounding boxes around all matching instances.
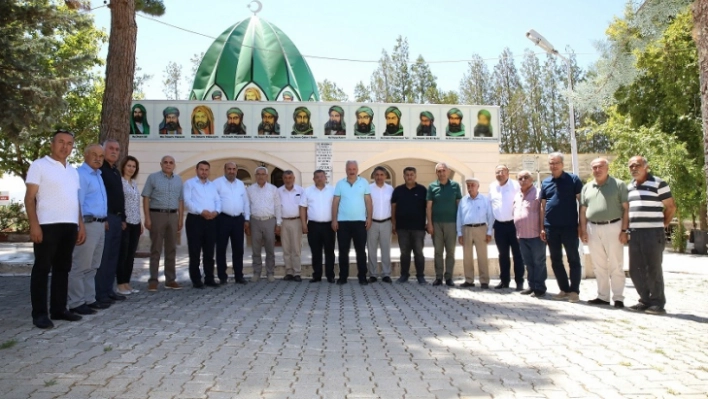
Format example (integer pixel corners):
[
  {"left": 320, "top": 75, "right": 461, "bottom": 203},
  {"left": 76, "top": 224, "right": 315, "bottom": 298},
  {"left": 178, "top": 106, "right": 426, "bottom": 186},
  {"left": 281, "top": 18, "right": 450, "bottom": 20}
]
[
  {"left": 247, "top": 166, "right": 282, "bottom": 282},
  {"left": 214, "top": 162, "right": 250, "bottom": 284},
  {"left": 183, "top": 161, "right": 221, "bottom": 288},
  {"left": 300, "top": 170, "right": 336, "bottom": 283},
  {"left": 489, "top": 165, "right": 524, "bottom": 291},
  {"left": 367, "top": 166, "right": 394, "bottom": 283},
  {"left": 278, "top": 170, "right": 304, "bottom": 281}
]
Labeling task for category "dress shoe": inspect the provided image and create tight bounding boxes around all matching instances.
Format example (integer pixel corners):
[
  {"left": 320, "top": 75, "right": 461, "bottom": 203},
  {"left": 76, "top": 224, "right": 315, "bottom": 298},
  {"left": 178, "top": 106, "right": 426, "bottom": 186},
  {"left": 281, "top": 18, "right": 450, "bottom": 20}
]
[
  {"left": 396, "top": 276, "right": 409, "bottom": 283},
  {"left": 293, "top": 275, "right": 302, "bottom": 282},
  {"left": 614, "top": 301, "right": 624, "bottom": 308},
  {"left": 109, "top": 293, "right": 127, "bottom": 301},
  {"left": 219, "top": 279, "right": 228, "bottom": 285},
  {"left": 628, "top": 303, "right": 649, "bottom": 312},
  {"left": 33, "top": 315, "right": 54, "bottom": 329},
  {"left": 645, "top": 305, "right": 666, "bottom": 315},
  {"left": 327, "top": 277, "right": 335, "bottom": 283},
  {"left": 417, "top": 276, "right": 427, "bottom": 284},
  {"left": 99, "top": 298, "right": 115, "bottom": 305},
  {"left": 50, "top": 310, "right": 82, "bottom": 322},
  {"left": 432, "top": 279, "right": 443, "bottom": 286},
  {"left": 235, "top": 278, "right": 247, "bottom": 285},
  {"left": 283, "top": 274, "right": 294, "bottom": 281},
  {"left": 494, "top": 282, "right": 509, "bottom": 289},
  {"left": 336, "top": 279, "right": 347, "bottom": 285},
  {"left": 310, "top": 278, "right": 321, "bottom": 283},
  {"left": 531, "top": 291, "right": 546, "bottom": 298},
  {"left": 588, "top": 298, "right": 610, "bottom": 305},
  {"left": 359, "top": 279, "right": 369, "bottom": 285},
  {"left": 445, "top": 279, "right": 455, "bottom": 287},
  {"left": 368, "top": 276, "right": 378, "bottom": 283},
  {"left": 381, "top": 276, "right": 393, "bottom": 283},
  {"left": 70, "top": 304, "right": 97, "bottom": 315},
  {"left": 165, "top": 281, "right": 182, "bottom": 290},
  {"left": 460, "top": 282, "right": 475, "bottom": 288},
  {"left": 193, "top": 283, "right": 205, "bottom": 289},
  {"left": 204, "top": 281, "right": 220, "bottom": 288},
  {"left": 514, "top": 285, "right": 524, "bottom": 292},
  {"left": 87, "top": 301, "right": 110, "bottom": 310},
  {"left": 480, "top": 283, "right": 489, "bottom": 289},
  {"left": 148, "top": 281, "right": 159, "bottom": 292},
  {"left": 520, "top": 289, "right": 534, "bottom": 295}
]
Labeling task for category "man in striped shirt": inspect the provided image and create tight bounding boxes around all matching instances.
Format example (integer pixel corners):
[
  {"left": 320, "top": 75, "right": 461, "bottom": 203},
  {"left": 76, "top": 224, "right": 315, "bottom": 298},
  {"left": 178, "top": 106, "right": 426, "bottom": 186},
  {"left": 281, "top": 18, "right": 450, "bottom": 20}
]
[
  {"left": 512, "top": 170, "right": 547, "bottom": 297},
  {"left": 626, "top": 156, "right": 676, "bottom": 315}
]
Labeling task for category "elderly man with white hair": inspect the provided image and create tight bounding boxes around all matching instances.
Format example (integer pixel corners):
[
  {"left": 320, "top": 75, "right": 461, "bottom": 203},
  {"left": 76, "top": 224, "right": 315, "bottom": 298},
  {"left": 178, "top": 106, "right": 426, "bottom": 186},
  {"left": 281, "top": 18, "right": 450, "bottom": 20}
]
[
  {"left": 246, "top": 166, "right": 282, "bottom": 282},
  {"left": 456, "top": 177, "right": 494, "bottom": 288}
]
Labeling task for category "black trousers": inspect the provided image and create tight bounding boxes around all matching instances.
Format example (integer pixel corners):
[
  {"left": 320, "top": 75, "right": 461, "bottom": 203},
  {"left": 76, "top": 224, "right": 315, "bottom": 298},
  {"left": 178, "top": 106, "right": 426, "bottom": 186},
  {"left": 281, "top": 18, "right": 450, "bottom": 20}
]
[
  {"left": 186, "top": 214, "right": 216, "bottom": 284},
  {"left": 397, "top": 229, "right": 426, "bottom": 278},
  {"left": 336, "top": 221, "right": 367, "bottom": 280},
  {"left": 493, "top": 220, "right": 524, "bottom": 285},
  {"left": 216, "top": 213, "right": 245, "bottom": 281},
  {"left": 117, "top": 222, "right": 141, "bottom": 285},
  {"left": 31, "top": 223, "right": 77, "bottom": 318},
  {"left": 308, "top": 221, "right": 335, "bottom": 280}
]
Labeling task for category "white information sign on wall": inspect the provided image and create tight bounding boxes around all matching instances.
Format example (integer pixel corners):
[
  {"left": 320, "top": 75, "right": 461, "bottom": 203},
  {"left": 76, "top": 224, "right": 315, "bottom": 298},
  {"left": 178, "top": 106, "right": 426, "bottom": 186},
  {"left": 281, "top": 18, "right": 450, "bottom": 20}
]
[{"left": 315, "top": 142, "right": 333, "bottom": 183}]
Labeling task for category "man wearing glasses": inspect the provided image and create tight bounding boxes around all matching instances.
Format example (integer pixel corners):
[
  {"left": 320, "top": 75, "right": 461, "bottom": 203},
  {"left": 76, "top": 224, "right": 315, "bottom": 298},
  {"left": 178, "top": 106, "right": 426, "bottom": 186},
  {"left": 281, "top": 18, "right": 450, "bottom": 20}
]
[{"left": 512, "top": 170, "right": 547, "bottom": 297}]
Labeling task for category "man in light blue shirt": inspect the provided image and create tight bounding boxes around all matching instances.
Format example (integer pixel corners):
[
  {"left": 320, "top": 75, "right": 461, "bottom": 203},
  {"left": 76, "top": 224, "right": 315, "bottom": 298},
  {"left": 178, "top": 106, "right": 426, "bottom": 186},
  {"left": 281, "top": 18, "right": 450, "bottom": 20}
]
[
  {"left": 183, "top": 160, "right": 221, "bottom": 288},
  {"left": 68, "top": 144, "right": 108, "bottom": 315},
  {"left": 456, "top": 177, "right": 494, "bottom": 288},
  {"left": 332, "top": 160, "right": 372, "bottom": 285}
]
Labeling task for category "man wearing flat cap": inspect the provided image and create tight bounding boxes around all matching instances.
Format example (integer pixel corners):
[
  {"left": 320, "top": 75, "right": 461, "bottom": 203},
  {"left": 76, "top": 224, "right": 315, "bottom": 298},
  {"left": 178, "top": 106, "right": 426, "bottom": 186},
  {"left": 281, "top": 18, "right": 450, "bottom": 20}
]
[
  {"left": 446, "top": 108, "right": 465, "bottom": 137},
  {"left": 384, "top": 106, "right": 404, "bottom": 136},
  {"left": 258, "top": 107, "right": 280, "bottom": 135},
  {"left": 417, "top": 111, "right": 436, "bottom": 136},
  {"left": 325, "top": 106, "right": 346, "bottom": 135},
  {"left": 456, "top": 177, "right": 494, "bottom": 288},
  {"left": 224, "top": 107, "right": 247, "bottom": 135},
  {"left": 354, "top": 106, "right": 375, "bottom": 136},
  {"left": 159, "top": 107, "right": 182, "bottom": 135},
  {"left": 292, "top": 106, "right": 313, "bottom": 135}
]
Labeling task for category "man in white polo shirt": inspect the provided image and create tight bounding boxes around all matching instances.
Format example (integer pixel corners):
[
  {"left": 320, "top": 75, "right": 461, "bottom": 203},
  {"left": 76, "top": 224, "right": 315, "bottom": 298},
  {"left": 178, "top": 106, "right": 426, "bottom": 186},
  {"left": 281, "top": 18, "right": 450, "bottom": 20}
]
[
  {"left": 367, "top": 166, "right": 394, "bottom": 283},
  {"left": 278, "top": 170, "right": 304, "bottom": 281},
  {"left": 300, "top": 170, "right": 336, "bottom": 283},
  {"left": 214, "top": 162, "right": 250, "bottom": 285},
  {"left": 25, "top": 129, "right": 87, "bottom": 329}
]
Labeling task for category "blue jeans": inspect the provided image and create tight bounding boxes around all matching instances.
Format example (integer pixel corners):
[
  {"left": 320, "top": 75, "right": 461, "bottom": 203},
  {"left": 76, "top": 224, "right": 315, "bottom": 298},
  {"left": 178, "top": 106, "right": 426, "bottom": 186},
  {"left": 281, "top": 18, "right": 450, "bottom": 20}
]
[
  {"left": 545, "top": 226, "right": 582, "bottom": 293},
  {"left": 518, "top": 237, "right": 547, "bottom": 294}
]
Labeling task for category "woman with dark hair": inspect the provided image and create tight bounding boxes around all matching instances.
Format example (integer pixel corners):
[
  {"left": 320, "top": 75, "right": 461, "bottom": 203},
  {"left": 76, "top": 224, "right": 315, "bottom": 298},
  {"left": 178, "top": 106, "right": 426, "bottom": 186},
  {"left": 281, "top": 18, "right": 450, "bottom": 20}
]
[{"left": 117, "top": 155, "right": 142, "bottom": 295}]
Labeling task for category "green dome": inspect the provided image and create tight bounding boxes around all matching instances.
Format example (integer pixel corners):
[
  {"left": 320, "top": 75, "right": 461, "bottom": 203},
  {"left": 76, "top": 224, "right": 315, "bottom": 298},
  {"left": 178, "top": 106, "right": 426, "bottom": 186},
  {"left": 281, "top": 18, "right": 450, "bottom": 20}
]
[{"left": 190, "top": 16, "right": 320, "bottom": 102}]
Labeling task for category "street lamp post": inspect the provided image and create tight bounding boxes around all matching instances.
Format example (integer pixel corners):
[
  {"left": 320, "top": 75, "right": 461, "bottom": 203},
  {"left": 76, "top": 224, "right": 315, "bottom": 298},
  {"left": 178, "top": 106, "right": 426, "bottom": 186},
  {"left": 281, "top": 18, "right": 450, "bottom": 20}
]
[{"left": 526, "top": 29, "right": 579, "bottom": 176}]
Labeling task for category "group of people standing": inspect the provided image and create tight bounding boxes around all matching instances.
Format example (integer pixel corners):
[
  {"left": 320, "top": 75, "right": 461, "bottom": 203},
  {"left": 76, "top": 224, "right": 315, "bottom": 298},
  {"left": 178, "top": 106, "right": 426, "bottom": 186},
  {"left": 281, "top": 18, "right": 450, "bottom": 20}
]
[{"left": 25, "top": 130, "right": 677, "bottom": 330}]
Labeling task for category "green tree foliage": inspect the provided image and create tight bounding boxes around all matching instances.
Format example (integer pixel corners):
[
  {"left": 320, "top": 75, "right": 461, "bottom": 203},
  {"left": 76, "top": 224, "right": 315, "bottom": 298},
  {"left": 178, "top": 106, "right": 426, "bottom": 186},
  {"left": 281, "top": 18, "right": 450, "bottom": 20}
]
[
  {"left": 162, "top": 61, "right": 184, "bottom": 100},
  {"left": 317, "top": 79, "right": 349, "bottom": 102},
  {"left": 491, "top": 48, "right": 527, "bottom": 153},
  {"left": 370, "top": 50, "right": 394, "bottom": 102},
  {"left": 390, "top": 36, "right": 413, "bottom": 103},
  {"left": 354, "top": 81, "right": 372, "bottom": 102},
  {"left": 410, "top": 55, "right": 438, "bottom": 104},
  {"left": 459, "top": 54, "right": 492, "bottom": 105}
]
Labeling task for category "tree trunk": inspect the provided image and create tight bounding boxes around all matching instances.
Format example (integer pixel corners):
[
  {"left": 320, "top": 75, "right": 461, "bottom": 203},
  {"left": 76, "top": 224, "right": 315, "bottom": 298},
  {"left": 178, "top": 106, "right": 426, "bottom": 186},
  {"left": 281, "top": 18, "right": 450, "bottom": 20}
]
[
  {"left": 99, "top": 0, "right": 136, "bottom": 164},
  {"left": 694, "top": 0, "right": 708, "bottom": 229}
]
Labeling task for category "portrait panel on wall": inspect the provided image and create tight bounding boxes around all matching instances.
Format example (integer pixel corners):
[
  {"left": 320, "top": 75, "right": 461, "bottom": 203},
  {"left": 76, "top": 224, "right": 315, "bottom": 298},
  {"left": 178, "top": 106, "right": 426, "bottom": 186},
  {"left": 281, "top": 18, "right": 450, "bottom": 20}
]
[
  {"left": 353, "top": 106, "right": 375, "bottom": 136},
  {"left": 382, "top": 106, "right": 404, "bottom": 136},
  {"left": 159, "top": 105, "right": 184, "bottom": 135},
  {"left": 210, "top": 90, "right": 223, "bottom": 101},
  {"left": 258, "top": 107, "right": 281, "bottom": 135},
  {"left": 130, "top": 103, "right": 150, "bottom": 135},
  {"left": 473, "top": 109, "right": 493, "bottom": 137},
  {"left": 277, "top": 88, "right": 299, "bottom": 102},
  {"left": 236, "top": 83, "right": 266, "bottom": 102},
  {"left": 223, "top": 107, "right": 247, "bottom": 135},
  {"left": 291, "top": 106, "right": 313, "bottom": 135},
  {"left": 324, "top": 105, "right": 346, "bottom": 136},
  {"left": 191, "top": 105, "right": 215, "bottom": 135},
  {"left": 416, "top": 110, "right": 437, "bottom": 137},
  {"left": 445, "top": 107, "right": 466, "bottom": 137}
]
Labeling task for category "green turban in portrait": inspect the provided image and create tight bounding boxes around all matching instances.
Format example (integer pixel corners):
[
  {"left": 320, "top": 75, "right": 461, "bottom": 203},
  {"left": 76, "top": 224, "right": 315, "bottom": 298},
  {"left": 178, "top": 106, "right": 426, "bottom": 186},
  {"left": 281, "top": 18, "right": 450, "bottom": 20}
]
[
  {"left": 384, "top": 106, "right": 403, "bottom": 136},
  {"left": 356, "top": 106, "right": 374, "bottom": 118},
  {"left": 262, "top": 107, "right": 278, "bottom": 118},
  {"left": 416, "top": 110, "right": 436, "bottom": 136},
  {"left": 446, "top": 108, "right": 466, "bottom": 137},
  {"left": 227, "top": 107, "right": 243, "bottom": 117},
  {"left": 355, "top": 106, "right": 375, "bottom": 136},
  {"left": 420, "top": 110, "right": 434, "bottom": 122},
  {"left": 163, "top": 107, "right": 179, "bottom": 117}
]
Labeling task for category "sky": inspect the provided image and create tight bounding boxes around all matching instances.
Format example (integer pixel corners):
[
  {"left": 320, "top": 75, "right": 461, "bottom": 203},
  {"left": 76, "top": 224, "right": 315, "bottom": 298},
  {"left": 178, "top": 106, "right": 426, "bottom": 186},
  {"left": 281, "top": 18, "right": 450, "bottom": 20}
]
[{"left": 0, "top": 0, "right": 630, "bottom": 199}]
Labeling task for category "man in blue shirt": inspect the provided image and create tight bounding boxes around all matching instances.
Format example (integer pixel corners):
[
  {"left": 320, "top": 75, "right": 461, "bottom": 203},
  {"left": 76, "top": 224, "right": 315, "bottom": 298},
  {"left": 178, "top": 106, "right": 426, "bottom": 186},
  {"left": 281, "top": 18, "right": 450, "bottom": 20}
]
[
  {"left": 456, "top": 177, "right": 494, "bottom": 288},
  {"left": 540, "top": 152, "right": 583, "bottom": 303},
  {"left": 332, "top": 160, "right": 372, "bottom": 285},
  {"left": 68, "top": 144, "right": 108, "bottom": 315}
]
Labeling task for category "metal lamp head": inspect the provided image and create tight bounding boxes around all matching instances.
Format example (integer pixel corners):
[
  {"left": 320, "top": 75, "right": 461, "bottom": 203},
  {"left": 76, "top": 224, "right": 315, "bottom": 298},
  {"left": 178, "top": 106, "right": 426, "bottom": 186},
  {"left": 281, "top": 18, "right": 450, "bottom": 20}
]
[{"left": 526, "top": 29, "right": 556, "bottom": 54}]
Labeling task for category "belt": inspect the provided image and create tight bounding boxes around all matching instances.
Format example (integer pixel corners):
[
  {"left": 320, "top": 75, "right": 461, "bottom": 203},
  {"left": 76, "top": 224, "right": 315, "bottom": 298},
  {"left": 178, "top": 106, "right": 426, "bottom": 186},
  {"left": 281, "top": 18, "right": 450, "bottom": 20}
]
[
  {"left": 465, "top": 223, "right": 487, "bottom": 227},
  {"left": 220, "top": 213, "right": 243, "bottom": 218},
  {"left": 309, "top": 220, "right": 332, "bottom": 224},
  {"left": 251, "top": 215, "right": 274, "bottom": 221},
  {"left": 83, "top": 216, "right": 107, "bottom": 223},
  {"left": 495, "top": 220, "right": 513, "bottom": 224},
  {"left": 150, "top": 208, "right": 177, "bottom": 213},
  {"left": 283, "top": 217, "right": 300, "bottom": 220},
  {"left": 590, "top": 218, "right": 621, "bottom": 225},
  {"left": 372, "top": 218, "right": 392, "bottom": 223}
]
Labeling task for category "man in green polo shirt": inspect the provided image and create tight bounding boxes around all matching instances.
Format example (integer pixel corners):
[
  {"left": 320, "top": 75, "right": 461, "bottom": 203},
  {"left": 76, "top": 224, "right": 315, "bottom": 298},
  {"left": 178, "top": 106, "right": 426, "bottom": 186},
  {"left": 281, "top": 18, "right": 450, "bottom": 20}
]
[
  {"left": 426, "top": 162, "right": 462, "bottom": 286},
  {"left": 579, "top": 157, "right": 629, "bottom": 308}
]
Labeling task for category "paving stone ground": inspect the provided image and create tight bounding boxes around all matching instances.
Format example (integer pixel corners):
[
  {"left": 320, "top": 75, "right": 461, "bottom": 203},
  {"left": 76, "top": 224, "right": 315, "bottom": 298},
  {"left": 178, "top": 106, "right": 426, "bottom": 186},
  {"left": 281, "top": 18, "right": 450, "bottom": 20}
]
[{"left": 1, "top": 252, "right": 707, "bottom": 399}]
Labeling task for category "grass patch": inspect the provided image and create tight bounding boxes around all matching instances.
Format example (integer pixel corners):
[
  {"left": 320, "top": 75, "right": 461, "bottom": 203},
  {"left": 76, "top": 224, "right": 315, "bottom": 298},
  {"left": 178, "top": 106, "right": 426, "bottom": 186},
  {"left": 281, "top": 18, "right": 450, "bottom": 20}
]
[
  {"left": 44, "top": 379, "right": 57, "bottom": 387},
  {"left": 0, "top": 339, "right": 17, "bottom": 349},
  {"left": 103, "top": 346, "right": 112, "bottom": 352}
]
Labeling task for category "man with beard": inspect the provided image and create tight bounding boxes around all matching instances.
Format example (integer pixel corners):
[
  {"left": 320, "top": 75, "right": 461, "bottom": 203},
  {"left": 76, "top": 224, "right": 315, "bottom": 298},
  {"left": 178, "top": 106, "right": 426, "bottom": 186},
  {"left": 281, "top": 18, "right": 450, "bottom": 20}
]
[
  {"left": 354, "top": 106, "right": 375, "bottom": 136},
  {"left": 324, "top": 106, "right": 346, "bottom": 135},
  {"left": 446, "top": 108, "right": 466, "bottom": 137},
  {"left": 258, "top": 107, "right": 280, "bottom": 136},
  {"left": 191, "top": 105, "right": 214, "bottom": 135},
  {"left": 211, "top": 90, "right": 223, "bottom": 101},
  {"left": 224, "top": 108, "right": 247, "bottom": 135},
  {"left": 474, "top": 109, "right": 493, "bottom": 137},
  {"left": 384, "top": 106, "right": 404, "bottom": 136},
  {"left": 130, "top": 104, "right": 150, "bottom": 135},
  {"left": 159, "top": 107, "right": 182, "bottom": 135},
  {"left": 291, "top": 106, "right": 313, "bottom": 135},
  {"left": 244, "top": 87, "right": 262, "bottom": 101},
  {"left": 416, "top": 111, "right": 436, "bottom": 136}
]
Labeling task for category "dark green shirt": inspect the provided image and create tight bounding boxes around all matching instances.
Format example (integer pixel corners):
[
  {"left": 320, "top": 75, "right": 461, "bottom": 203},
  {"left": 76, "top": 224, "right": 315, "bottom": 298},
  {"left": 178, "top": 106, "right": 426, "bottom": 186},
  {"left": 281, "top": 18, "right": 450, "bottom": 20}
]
[{"left": 426, "top": 180, "right": 462, "bottom": 223}]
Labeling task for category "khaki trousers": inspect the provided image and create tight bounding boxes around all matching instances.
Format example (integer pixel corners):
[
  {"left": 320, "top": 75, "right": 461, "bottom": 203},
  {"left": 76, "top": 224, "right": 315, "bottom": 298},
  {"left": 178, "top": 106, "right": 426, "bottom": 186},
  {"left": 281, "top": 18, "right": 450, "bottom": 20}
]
[
  {"left": 462, "top": 225, "right": 489, "bottom": 284},
  {"left": 587, "top": 221, "right": 625, "bottom": 302},
  {"left": 149, "top": 211, "right": 178, "bottom": 283},
  {"left": 280, "top": 218, "right": 302, "bottom": 275}
]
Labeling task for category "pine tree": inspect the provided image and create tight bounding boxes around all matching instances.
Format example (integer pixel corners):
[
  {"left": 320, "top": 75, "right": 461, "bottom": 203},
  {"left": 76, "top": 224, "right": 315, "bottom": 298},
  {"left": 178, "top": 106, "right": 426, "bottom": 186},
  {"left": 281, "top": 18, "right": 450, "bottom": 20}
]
[{"left": 459, "top": 54, "right": 492, "bottom": 105}]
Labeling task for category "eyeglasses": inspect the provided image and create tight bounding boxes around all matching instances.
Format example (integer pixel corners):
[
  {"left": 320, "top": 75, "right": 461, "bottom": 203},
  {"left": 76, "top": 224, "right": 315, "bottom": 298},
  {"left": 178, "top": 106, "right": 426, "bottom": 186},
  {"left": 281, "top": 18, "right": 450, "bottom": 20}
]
[
  {"left": 518, "top": 176, "right": 530, "bottom": 181},
  {"left": 53, "top": 129, "right": 74, "bottom": 137}
]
